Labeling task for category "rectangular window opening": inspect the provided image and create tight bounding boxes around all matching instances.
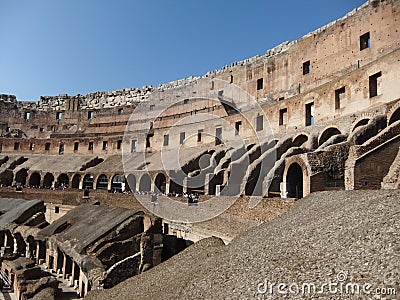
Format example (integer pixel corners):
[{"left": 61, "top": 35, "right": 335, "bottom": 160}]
[
  {"left": 88, "top": 111, "right": 94, "bottom": 120},
  {"left": 257, "top": 78, "right": 264, "bottom": 90},
  {"left": 279, "top": 108, "right": 288, "bottom": 126},
  {"left": 163, "top": 134, "right": 169, "bottom": 146},
  {"left": 235, "top": 121, "right": 241, "bottom": 135},
  {"left": 45, "top": 142, "right": 51, "bottom": 151},
  {"left": 150, "top": 105, "right": 155, "bottom": 111},
  {"left": 131, "top": 140, "right": 137, "bottom": 153},
  {"left": 118, "top": 108, "right": 124, "bottom": 115},
  {"left": 256, "top": 115, "right": 264, "bottom": 131},
  {"left": 29, "top": 142, "right": 35, "bottom": 151},
  {"left": 335, "top": 87, "right": 346, "bottom": 110},
  {"left": 197, "top": 129, "right": 203, "bottom": 142},
  {"left": 14, "top": 142, "right": 20, "bottom": 151},
  {"left": 360, "top": 32, "right": 370, "bottom": 51},
  {"left": 215, "top": 127, "right": 222, "bottom": 145},
  {"left": 180, "top": 132, "right": 186, "bottom": 145},
  {"left": 102, "top": 141, "right": 108, "bottom": 150},
  {"left": 88, "top": 141, "right": 94, "bottom": 151},
  {"left": 305, "top": 102, "right": 315, "bottom": 126},
  {"left": 74, "top": 142, "right": 79, "bottom": 151},
  {"left": 117, "top": 139, "right": 122, "bottom": 150},
  {"left": 24, "top": 112, "right": 31, "bottom": 120},
  {"left": 303, "top": 61, "right": 310, "bottom": 75},
  {"left": 369, "top": 71, "right": 382, "bottom": 98},
  {"left": 56, "top": 112, "right": 62, "bottom": 120},
  {"left": 59, "top": 143, "right": 64, "bottom": 155}
]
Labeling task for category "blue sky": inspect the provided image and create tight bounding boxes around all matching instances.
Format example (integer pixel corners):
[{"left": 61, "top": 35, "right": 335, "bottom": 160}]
[{"left": 0, "top": 1, "right": 366, "bottom": 101}]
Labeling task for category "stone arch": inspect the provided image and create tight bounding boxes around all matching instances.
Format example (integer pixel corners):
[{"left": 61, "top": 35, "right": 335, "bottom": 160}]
[
  {"left": 351, "top": 118, "right": 370, "bottom": 132},
  {"left": 388, "top": 106, "right": 400, "bottom": 125},
  {"left": 57, "top": 173, "right": 69, "bottom": 188},
  {"left": 209, "top": 171, "right": 224, "bottom": 195},
  {"left": 15, "top": 168, "right": 28, "bottom": 186},
  {"left": 83, "top": 174, "right": 94, "bottom": 189},
  {"left": 111, "top": 174, "right": 124, "bottom": 192},
  {"left": 318, "top": 127, "right": 342, "bottom": 146},
  {"left": 154, "top": 173, "right": 166, "bottom": 193},
  {"left": 292, "top": 133, "right": 308, "bottom": 148},
  {"left": 71, "top": 174, "right": 81, "bottom": 189},
  {"left": 126, "top": 174, "right": 136, "bottom": 192},
  {"left": 283, "top": 156, "right": 310, "bottom": 199},
  {"left": 285, "top": 163, "right": 304, "bottom": 198},
  {"left": 139, "top": 173, "right": 151, "bottom": 192},
  {"left": 43, "top": 172, "right": 54, "bottom": 188},
  {"left": 29, "top": 172, "right": 41, "bottom": 187},
  {"left": 96, "top": 174, "right": 108, "bottom": 190}
]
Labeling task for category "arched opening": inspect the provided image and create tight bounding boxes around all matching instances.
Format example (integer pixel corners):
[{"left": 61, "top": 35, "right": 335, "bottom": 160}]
[
  {"left": 111, "top": 174, "right": 124, "bottom": 193},
  {"left": 71, "top": 174, "right": 81, "bottom": 189},
  {"left": 388, "top": 107, "right": 400, "bottom": 125},
  {"left": 318, "top": 127, "right": 342, "bottom": 146},
  {"left": 0, "top": 170, "right": 13, "bottom": 187},
  {"left": 352, "top": 119, "right": 369, "bottom": 132},
  {"left": 245, "top": 164, "right": 262, "bottom": 196},
  {"left": 83, "top": 174, "right": 94, "bottom": 189},
  {"left": 169, "top": 179, "right": 183, "bottom": 195},
  {"left": 126, "top": 174, "right": 136, "bottom": 192},
  {"left": 286, "top": 163, "right": 303, "bottom": 199},
  {"left": 43, "top": 173, "right": 54, "bottom": 188},
  {"left": 292, "top": 134, "right": 308, "bottom": 147},
  {"left": 139, "top": 174, "right": 151, "bottom": 192},
  {"left": 14, "top": 233, "right": 26, "bottom": 256},
  {"left": 208, "top": 171, "right": 224, "bottom": 195},
  {"left": 29, "top": 173, "right": 41, "bottom": 187},
  {"left": 96, "top": 174, "right": 108, "bottom": 190},
  {"left": 154, "top": 173, "right": 166, "bottom": 194},
  {"left": 57, "top": 173, "right": 69, "bottom": 188},
  {"left": 15, "top": 168, "right": 28, "bottom": 186}
]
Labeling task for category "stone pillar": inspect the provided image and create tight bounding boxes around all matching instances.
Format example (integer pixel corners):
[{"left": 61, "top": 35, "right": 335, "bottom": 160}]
[
  {"left": 151, "top": 181, "right": 155, "bottom": 193},
  {"left": 13, "top": 236, "right": 18, "bottom": 254},
  {"left": 25, "top": 241, "right": 30, "bottom": 258},
  {"left": 183, "top": 177, "right": 188, "bottom": 193},
  {"left": 204, "top": 174, "right": 212, "bottom": 195},
  {"left": 62, "top": 253, "right": 67, "bottom": 279},
  {"left": 165, "top": 178, "right": 170, "bottom": 195},
  {"left": 36, "top": 242, "right": 41, "bottom": 263},
  {"left": 70, "top": 261, "right": 75, "bottom": 287}
]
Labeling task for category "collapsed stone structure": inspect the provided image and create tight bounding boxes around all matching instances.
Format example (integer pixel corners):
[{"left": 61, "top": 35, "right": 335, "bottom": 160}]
[
  {"left": 0, "top": 198, "right": 161, "bottom": 298},
  {"left": 1, "top": 1, "right": 400, "bottom": 201}
]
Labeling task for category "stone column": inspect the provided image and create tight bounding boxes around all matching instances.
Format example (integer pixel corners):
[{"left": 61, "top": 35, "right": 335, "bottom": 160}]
[
  {"left": 13, "top": 236, "right": 18, "bottom": 254},
  {"left": 70, "top": 261, "right": 75, "bottom": 287},
  {"left": 183, "top": 177, "right": 188, "bottom": 193},
  {"left": 62, "top": 253, "right": 67, "bottom": 279}
]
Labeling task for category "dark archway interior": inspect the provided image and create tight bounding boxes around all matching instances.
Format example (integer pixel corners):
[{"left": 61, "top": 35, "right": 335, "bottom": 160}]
[
  {"left": 126, "top": 174, "right": 136, "bottom": 192},
  {"left": 352, "top": 119, "right": 369, "bottom": 132},
  {"left": 83, "top": 174, "right": 94, "bottom": 189},
  {"left": 57, "top": 173, "right": 69, "bottom": 187},
  {"left": 388, "top": 108, "right": 400, "bottom": 125},
  {"left": 139, "top": 174, "right": 151, "bottom": 192},
  {"left": 319, "top": 127, "right": 341, "bottom": 146},
  {"left": 15, "top": 168, "right": 28, "bottom": 186},
  {"left": 43, "top": 173, "right": 54, "bottom": 188},
  {"left": 96, "top": 174, "right": 108, "bottom": 190},
  {"left": 292, "top": 134, "right": 308, "bottom": 147},
  {"left": 286, "top": 163, "right": 303, "bottom": 199},
  {"left": 111, "top": 174, "right": 123, "bottom": 192},
  {"left": 71, "top": 174, "right": 81, "bottom": 189},
  {"left": 29, "top": 173, "right": 41, "bottom": 187},
  {"left": 154, "top": 173, "right": 166, "bottom": 193}
]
